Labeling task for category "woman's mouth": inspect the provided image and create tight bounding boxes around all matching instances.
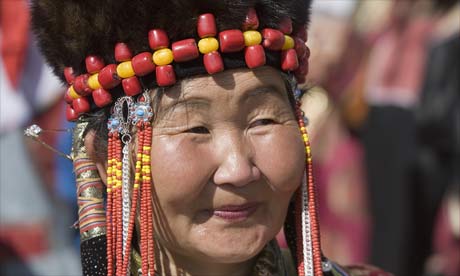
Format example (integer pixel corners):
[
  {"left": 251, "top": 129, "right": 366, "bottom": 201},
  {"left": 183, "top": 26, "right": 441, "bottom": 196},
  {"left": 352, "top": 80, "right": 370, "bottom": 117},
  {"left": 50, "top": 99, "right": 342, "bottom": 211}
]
[{"left": 211, "top": 203, "right": 259, "bottom": 221}]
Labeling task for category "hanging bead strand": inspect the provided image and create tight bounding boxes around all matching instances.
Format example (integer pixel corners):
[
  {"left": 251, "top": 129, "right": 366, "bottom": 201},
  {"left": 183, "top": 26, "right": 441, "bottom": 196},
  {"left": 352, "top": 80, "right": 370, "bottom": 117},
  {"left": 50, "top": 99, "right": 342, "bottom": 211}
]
[
  {"left": 115, "top": 131, "right": 124, "bottom": 274},
  {"left": 106, "top": 131, "right": 114, "bottom": 276},
  {"left": 144, "top": 122, "right": 155, "bottom": 272},
  {"left": 296, "top": 101, "right": 323, "bottom": 276}
]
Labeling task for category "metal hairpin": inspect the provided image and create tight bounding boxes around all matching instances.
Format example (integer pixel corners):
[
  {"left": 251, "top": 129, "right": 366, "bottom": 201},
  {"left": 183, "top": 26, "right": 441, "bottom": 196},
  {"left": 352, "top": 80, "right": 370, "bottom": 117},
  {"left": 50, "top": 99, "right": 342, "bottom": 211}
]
[{"left": 24, "top": 124, "right": 73, "bottom": 160}]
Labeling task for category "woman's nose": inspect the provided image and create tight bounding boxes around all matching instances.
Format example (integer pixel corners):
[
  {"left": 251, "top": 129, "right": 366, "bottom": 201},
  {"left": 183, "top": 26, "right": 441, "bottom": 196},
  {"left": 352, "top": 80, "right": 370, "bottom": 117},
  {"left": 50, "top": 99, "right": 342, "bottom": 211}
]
[{"left": 213, "top": 135, "right": 261, "bottom": 187}]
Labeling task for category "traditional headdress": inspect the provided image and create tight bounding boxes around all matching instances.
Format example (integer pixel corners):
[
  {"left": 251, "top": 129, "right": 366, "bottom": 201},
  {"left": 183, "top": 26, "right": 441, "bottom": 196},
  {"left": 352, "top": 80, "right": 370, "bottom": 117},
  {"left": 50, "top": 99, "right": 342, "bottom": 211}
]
[{"left": 31, "top": 0, "right": 322, "bottom": 275}]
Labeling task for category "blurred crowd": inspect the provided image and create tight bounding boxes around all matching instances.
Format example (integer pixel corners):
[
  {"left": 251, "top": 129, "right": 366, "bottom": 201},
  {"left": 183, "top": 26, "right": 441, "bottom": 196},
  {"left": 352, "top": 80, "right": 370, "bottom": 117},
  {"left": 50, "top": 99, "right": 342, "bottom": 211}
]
[
  {"left": 1, "top": 0, "right": 459, "bottom": 276},
  {"left": 304, "top": 1, "right": 459, "bottom": 276}
]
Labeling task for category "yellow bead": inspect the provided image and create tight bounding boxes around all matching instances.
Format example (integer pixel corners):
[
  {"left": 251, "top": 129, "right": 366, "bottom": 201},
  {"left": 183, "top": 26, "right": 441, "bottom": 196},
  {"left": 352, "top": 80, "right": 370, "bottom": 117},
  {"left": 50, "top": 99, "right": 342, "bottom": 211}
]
[
  {"left": 153, "top": 48, "right": 174, "bottom": 66},
  {"left": 300, "top": 127, "right": 306, "bottom": 132},
  {"left": 107, "top": 188, "right": 112, "bottom": 193},
  {"left": 282, "top": 35, "right": 295, "bottom": 50},
  {"left": 143, "top": 146, "right": 151, "bottom": 150},
  {"left": 117, "top": 61, "right": 135, "bottom": 78},
  {"left": 69, "top": 85, "right": 80, "bottom": 99},
  {"left": 243, "top": 30, "right": 262, "bottom": 46},
  {"left": 134, "top": 184, "right": 139, "bottom": 188},
  {"left": 198, "top": 37, "right": 219, "bottom": 54},
  {"left": 88, "top": 73, "right": 101, "bottom": 89}
]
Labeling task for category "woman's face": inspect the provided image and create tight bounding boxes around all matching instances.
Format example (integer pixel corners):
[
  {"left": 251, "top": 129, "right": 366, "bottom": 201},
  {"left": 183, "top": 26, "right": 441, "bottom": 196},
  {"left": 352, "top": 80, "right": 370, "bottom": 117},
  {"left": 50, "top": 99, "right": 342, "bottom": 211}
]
[{"left": 149, "top": 66, "right": 305, "bottom": 267}]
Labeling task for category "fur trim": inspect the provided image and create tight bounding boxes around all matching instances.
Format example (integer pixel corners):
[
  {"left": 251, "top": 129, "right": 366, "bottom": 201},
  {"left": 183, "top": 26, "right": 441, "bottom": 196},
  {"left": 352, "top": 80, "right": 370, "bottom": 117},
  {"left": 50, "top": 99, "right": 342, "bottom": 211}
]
[{"left": 31, "top": 0, "right": 311, "bottom": 83}]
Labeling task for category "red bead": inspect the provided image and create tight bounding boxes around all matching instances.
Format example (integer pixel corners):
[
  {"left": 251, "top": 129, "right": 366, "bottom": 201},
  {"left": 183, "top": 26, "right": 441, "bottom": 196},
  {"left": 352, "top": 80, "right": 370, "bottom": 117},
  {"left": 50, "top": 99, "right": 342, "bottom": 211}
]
[
  {"left": 85, "top": 55, "right": 105, "bottom": 73},
  {"left": 244, "top": 45, "right": 266, "bottom": 68},
  {"left": 148, "top": 29, "right": 169, "bottom": 50},
  {"left": 64, "top": 67, "right": 75, "bottom": 84},
  {"left": 281, "top": 49, "right": 299, "bottom": 71},
  {"left": 73, "top": 97, "right": 91, "bottom": 114},
  {"left": 294, "top": 26, "right": 307, "bottom": 42},
  {"left": 219, "top": 30, "right": 244, "bottom": 53},
  {"left": 155, "top": 65, "right": 176, "bottom": 86},
  {"left": 64, "top": 88, "right": 73, "bottom": 104},
  {"left": 122, "top": 76, "right": 142, "bottom": 96},
  {"left": 114, "top": 43, "right": 133, "bottom": 62},
  {"left": 242, "top": 8, "right": 259, "bottom": 30},
  {"left": 98, "top": 64, "right": 121, "bottom": 89},
  {"left": 92, "top": 88, "right": 113, "bottom": 107},
  {"left": 279, "top": 17, "right": 293, "bottom": 34},
  {"left": 203, "top": 51, "right": 224, "bottom": 74},
  {"left": 132, "top": 52, "right": 156, "bottom": 76},
  {"left": 294, "top": 38, "right": 307, "bottom": 59},
  {"left": 296, "top": 58, "right": 309, "bottom": 76},
  {"left": 171, "top": 39, "right": 199, "bottom": 62},
  {"left": 73, "top": 74, "right": 92, "bottom": 96},
  {"left": 197, "top": 13, "right": 217, "bottom": 38},
  {"left": 66, "top": 105, "right": 78, "bottom": 121},
  {"left": 262, "top": 28, "right": 285, "bottom": 50}
]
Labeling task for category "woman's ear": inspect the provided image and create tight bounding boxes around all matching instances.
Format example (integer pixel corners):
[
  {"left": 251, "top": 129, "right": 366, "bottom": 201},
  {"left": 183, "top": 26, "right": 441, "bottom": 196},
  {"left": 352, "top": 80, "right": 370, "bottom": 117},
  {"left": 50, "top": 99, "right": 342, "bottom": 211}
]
[{"left": 84, "top": 130, "right": 108, "bottom": 185}]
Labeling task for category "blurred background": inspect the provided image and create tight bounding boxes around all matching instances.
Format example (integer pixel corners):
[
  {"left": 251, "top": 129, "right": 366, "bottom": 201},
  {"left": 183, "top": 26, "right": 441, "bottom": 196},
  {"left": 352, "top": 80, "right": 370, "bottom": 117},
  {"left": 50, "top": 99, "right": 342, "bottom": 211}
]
[{"left": 1, "top": 0, "right": 459, "bottom": 275}]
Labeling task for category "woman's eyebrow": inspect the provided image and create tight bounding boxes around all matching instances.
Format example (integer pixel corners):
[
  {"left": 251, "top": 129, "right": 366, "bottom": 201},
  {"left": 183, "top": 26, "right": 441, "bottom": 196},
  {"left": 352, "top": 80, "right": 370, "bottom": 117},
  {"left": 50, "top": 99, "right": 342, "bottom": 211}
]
[
  {"left": 158, "top": 98, "right": 210, "bottom": 118},
  {"left": 241, "top": 85, "right": 285, "bottom": 102}
]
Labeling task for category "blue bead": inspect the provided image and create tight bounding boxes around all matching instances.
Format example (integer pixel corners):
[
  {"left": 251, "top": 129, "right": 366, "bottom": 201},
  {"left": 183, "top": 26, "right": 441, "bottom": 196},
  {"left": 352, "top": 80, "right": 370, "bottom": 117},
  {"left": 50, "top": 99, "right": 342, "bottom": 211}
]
[
  {"left": 111, "top": 119, "right": 120, "bottom": 126},
  {"left": 136, "top": 109, "right": 145, "bottom": 116}
]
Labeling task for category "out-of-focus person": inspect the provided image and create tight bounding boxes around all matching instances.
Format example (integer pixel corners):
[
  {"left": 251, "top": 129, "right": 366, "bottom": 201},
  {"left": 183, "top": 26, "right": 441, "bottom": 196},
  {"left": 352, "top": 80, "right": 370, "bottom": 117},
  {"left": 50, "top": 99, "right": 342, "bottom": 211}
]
[
  {"left": 0, "top": 0, "right": 80, "bottom": 275},
  {"left": 415, "top": 2, "right": 459, "bottom": 276},
  {"left": 360, "top": 0, "right": 458, "bottom": 275}
]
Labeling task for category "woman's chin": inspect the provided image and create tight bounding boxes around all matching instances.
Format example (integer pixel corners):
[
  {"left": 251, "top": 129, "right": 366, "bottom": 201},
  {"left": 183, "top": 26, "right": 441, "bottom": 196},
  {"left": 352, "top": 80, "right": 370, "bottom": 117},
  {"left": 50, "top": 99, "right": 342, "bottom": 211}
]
[{"left": 187, "top": 225, "right": 270, "bottom": 264}]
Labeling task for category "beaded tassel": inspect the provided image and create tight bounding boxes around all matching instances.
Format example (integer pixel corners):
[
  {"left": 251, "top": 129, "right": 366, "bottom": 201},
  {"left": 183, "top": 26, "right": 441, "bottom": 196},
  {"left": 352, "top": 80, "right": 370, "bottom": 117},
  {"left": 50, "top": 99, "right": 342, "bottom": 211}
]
[
  {"left": 295, "top": 101, "right": 323, "bottom": 276},
  {"left": 106, "top": 131, "right": 115, "bottom": 276},
  {"left": 115, "top": 134, "right": 124, "bottom": 274},
  {"left": 139, "top": 121, "right": 155, "bottom": 275},
  {"left": 106, "top": 127, "right": 123, "bottom": 275}
]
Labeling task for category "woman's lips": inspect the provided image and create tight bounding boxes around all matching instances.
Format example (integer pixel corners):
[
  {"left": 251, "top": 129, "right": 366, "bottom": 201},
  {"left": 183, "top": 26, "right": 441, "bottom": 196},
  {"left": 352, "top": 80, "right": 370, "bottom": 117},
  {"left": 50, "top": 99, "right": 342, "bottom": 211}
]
[{"left": 211, "top": 203, "right": 259, "bottom": 221}]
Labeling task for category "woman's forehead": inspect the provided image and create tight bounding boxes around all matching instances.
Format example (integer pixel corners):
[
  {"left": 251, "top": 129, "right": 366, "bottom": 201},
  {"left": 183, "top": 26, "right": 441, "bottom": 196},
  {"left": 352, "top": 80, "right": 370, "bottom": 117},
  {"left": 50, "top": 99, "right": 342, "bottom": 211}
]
[{"left": 160, "top": 66, "right": 288, "bottom": 106}]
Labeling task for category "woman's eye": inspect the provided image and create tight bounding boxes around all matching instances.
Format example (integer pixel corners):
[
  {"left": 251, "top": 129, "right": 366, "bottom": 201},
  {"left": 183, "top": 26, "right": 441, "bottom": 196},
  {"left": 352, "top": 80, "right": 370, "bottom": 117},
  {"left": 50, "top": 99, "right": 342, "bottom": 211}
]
[
  {"left": 250, "top": 118, "right": 276, "bottom": 128},
  {"left": 185, "top": 126, "right": 210, "bottom": 134}
]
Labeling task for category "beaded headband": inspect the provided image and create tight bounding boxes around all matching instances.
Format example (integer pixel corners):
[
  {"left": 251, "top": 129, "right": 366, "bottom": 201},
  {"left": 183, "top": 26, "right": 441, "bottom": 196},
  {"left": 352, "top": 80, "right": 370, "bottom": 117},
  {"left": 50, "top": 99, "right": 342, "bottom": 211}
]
[{"left": 63, "top": 8, "right": 310, "bottom": 121}]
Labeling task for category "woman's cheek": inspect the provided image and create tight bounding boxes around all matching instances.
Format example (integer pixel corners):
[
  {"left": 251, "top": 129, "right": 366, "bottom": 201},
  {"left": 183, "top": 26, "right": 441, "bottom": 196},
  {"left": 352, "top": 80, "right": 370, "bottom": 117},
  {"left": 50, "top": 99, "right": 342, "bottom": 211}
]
[
  {"left": 252, "top": 127, "right": 305, "bottom": 192},
  {"left": 150, "top": 135, "right": 212, "bottom": 205}
]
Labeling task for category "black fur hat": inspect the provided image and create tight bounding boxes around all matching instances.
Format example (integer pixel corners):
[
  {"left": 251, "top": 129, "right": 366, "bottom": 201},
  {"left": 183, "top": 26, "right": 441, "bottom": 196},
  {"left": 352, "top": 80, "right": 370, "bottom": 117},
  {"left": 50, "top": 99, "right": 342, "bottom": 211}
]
[{"left": 31, "top": 0, "right": 311, "bottom": 83}]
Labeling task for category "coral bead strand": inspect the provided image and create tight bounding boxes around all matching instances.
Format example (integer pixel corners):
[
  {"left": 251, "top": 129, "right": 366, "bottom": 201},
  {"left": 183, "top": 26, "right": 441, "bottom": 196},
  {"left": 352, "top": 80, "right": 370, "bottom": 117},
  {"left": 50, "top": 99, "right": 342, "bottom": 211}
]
[
  {"left": 296, "top": 103, "right": 323, "bottom": 276},
  {"left": 106, "top": 133, "right": 114, "bottom": 276},
  {"left": 140, "top": 125, "right": 149, "bottom": 275},
  {"left": 144, "top": 124, "right": 155, "bottom": 272},
  {"left": 114, "top": 133, "right": 124, "bottom": 274}
]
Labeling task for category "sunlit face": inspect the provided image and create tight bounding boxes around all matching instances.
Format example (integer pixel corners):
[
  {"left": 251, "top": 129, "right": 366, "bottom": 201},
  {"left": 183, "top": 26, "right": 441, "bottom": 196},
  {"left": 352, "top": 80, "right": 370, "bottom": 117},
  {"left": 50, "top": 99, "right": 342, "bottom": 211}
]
[{"left": 149, "top": 66, "right": 305, "bottom": 269}]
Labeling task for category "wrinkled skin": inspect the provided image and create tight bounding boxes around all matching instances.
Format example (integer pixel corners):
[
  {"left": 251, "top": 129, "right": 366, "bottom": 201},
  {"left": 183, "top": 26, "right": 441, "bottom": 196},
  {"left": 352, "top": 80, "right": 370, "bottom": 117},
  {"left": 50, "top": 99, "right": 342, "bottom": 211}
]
[
  {"left": 150, "top": 67, "right": 305, "bottom": 275},
  {"left": 90, "top": 66, "right": 305, "bottom": 275}
]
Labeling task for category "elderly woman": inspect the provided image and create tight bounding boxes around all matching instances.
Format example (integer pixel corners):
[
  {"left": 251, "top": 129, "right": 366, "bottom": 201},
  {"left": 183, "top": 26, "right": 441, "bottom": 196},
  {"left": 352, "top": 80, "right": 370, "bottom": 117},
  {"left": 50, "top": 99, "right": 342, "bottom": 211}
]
[{"left": 30, "top": 0, "right": 391, "bottom": 275}]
